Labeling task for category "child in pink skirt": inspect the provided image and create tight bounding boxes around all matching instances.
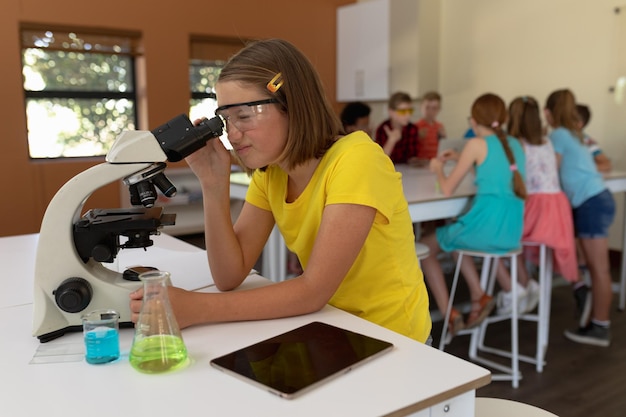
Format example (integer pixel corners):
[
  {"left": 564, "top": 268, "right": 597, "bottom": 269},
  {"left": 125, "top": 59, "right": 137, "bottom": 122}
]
[{"left": 495, "top": 96, "right": 578, "bottom": 315}]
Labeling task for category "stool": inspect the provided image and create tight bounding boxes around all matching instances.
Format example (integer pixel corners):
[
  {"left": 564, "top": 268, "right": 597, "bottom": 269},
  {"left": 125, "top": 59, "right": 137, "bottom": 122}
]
[
  {"left": 415, "top": 242, "right": 431, "bottom": 265},
  {"left": 439, "top": 248, "right": 523, "bottom": 388},
  {"left": 518, "top": 241, "right": 553, "bottom": 372},
  {"left": 475, "top": 397, "right": 559, "bottom": 417}
]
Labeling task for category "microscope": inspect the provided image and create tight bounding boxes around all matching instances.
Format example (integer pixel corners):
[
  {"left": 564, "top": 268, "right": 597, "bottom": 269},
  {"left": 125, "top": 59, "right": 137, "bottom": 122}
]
[{"left": 32, "top": 114, "right": 223, "bottom": 342}]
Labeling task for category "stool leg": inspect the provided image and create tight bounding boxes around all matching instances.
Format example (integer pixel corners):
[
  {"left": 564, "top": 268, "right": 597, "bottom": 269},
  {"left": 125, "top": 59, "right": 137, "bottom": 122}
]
[
  {"left": 537, "top": 246, "right": 553, "bottom": 372},
  {"left": 511, "top": 254, "right": 520, "bottom": 388},
  {"left": 536, "top": 244, "right": 546, "bottom": 372},
  {"left": 544, "top": 248, "right": 553, "bottom": 341},
  {"left": 535, "top": 244, "right": 555, "bottom": 373},
  {"left": 439, "top": 252, "right": 464, "bottom": 351},
  {"left": 469, "top": 255, "right": 493, "bottom": 359},
  {"left": 474, "top": 256, "right": 498, "bottom": 355}
]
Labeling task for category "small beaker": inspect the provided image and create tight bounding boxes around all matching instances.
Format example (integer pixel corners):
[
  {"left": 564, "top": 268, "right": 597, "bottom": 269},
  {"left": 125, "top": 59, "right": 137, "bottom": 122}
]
[
  {"left": 82, "top": 309, "right": 120, "bottom": 364},
  {"left": 129, "top": 270, "right": 188, "bottom": 374}
]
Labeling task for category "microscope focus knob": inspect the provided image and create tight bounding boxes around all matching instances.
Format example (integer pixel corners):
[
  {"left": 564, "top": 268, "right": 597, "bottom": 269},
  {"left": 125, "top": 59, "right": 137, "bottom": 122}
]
[
  {"left": 92, "top": 244, "right": 113, "bottom": 263},
  {"left": 54, "top": 278, "right": 93, "bottom": 313}
]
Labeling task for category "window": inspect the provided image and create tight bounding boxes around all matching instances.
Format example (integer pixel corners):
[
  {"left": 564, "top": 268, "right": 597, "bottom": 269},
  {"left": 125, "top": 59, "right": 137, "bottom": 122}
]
[
  {"left": 189, "top": 37, "right": 245, "bottom": 122},
  {"left": 189, "top": 59, "right": 223, "bottom": 122},
  {"left": 21, "top": 27, "right": 141, "bottom": 158}
]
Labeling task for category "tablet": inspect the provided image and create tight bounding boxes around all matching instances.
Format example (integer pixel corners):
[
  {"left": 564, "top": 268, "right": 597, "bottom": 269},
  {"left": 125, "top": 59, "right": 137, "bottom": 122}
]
[{"left": 210, "top": 321, "right": 394, "bottom": 399}]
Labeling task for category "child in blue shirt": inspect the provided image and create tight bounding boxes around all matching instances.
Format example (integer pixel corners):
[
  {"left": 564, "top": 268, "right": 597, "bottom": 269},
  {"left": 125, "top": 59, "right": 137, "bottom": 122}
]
[{"left": 546, "top": 89, "right": 615, "bottom": 347}]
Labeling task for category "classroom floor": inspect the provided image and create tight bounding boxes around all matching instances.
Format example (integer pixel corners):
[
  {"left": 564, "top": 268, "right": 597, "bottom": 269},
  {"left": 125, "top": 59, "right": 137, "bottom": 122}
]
[{"left": 177, "top": 233, "right": 624, "bottom": 417}]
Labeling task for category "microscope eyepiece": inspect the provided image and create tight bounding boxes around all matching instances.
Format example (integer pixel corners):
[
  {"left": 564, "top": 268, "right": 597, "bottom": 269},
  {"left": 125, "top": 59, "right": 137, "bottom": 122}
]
[{"left": 152, "top": 114, "right": 224, "bottom": 162}]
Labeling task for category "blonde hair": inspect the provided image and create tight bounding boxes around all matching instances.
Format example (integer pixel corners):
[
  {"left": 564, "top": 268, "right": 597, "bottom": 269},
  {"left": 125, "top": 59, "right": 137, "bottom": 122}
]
[
  {"left": 545, "top": 89, "right": 584, "bottom": 143},
  {"left": 218, "top": 39, "right": 342, "bottom": 173},
  {"left": 472, "top": 93, "right": 526, "bottom": 200}
]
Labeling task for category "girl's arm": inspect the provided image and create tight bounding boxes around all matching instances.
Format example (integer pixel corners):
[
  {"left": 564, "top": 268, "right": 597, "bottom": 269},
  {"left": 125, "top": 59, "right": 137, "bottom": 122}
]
[
  {"left": 130, "top": 203, "right": 376, "bottom": 328},
  {"left": 184, "top": 133, "right": 270, "bottom": 291},
  {"left": 594, "top": 153, "right": 612, "bottom": 172},
  {"left": 431, "top": 138, "right": 486, "bottom": 196}
]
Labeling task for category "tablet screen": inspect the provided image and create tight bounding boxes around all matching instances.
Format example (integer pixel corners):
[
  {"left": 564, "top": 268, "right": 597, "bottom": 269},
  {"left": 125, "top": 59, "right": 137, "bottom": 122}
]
[{"left": 210, "top": 321, "right": 394, "bottom": 399}]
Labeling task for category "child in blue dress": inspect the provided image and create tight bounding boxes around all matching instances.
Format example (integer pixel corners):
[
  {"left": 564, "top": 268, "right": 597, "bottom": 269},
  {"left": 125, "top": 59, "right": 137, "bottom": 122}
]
[
  {"left": 545, "top": 89, "right": 615, "bottom": 347},
  {"left": 420, "top": 93, "right": 526, "bottom": 337}
]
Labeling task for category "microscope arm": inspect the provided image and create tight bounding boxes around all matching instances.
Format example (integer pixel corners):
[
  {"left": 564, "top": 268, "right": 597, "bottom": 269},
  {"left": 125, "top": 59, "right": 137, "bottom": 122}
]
[{"left": 33, "top": 131, "right": 167, "bottom": 341}]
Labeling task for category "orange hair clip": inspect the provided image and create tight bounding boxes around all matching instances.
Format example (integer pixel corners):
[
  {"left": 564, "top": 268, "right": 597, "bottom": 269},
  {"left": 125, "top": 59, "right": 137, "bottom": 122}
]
[{"left": 267, "top": 72, "right": 283, "bottom": 93}]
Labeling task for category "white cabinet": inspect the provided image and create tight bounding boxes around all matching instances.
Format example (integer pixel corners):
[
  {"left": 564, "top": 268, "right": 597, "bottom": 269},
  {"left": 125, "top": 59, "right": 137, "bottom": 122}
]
[
  {"left": 337, "top": 0, "right": 390, "bottom": 101},
  {"left": 404, "top": 391, "right": 476, "bottom": 416},
  {"left": 336, "top": 0, "right": 440, "bottom": 102}
]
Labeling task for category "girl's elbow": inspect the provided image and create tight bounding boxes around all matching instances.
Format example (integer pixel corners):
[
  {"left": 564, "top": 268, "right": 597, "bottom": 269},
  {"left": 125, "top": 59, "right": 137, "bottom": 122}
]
[
  {"left": 301, "top": 290, "right": 331, "bottom": 313},
  {"left": 213, "top": 273, "right": 246, "bottom": 292},
  {"left": 214, "top": 282, "right": 237, "bottom": 292},
  {"left": 308, "top": 298, "right": 328, "bottom": 313}
]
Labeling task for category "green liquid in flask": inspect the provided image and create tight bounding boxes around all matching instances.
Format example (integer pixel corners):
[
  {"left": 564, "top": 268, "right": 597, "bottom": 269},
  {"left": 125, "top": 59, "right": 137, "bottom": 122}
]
[{"left": 129, "top": 335, "right": 188, "bottom": 374}]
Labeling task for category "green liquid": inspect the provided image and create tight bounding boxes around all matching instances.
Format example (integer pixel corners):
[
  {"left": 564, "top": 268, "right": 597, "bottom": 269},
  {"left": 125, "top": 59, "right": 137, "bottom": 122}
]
[{"left": 129, "top": 335, "right": 188, "bottom": 374}]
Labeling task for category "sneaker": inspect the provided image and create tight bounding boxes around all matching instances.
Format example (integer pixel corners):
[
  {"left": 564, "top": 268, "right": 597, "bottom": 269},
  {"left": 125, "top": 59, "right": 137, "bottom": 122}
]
[
  {"left": 496, "top": 283, "right": 527, "bottom": 315},
  {"left": 564, "top": 323, "right": 611, "bottom": 347},
  {"left": 573, "top": 284, "right": 592, "bottom": 327},
  {"left": 522, "top": 279, "right": 540, "bottom": 314}
]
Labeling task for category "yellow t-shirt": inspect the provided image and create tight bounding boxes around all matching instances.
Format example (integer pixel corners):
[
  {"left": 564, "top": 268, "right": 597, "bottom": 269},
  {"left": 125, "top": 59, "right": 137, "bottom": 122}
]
[{"left": 245, "top": 132, "right": 431, "bottom": 343}]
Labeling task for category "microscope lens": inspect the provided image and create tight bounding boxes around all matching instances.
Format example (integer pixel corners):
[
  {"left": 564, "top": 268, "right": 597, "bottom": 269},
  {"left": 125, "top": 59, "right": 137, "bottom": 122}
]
[
  {"left": 129, "top": 184, "right": 141, "bottom": 206},
  {"left": 153, "top": 173, "right": 177, "bottom": 198},
  {"left": 135, "top": 181, "right": 156, "bottom": 207}
]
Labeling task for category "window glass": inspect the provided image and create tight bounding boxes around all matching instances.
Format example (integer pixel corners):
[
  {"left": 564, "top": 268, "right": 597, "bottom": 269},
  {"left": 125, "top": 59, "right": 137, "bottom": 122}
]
[
  {"left": 21, "top": 28, "right": 140, "bottom": 158},
  {"left": 189, "top": 59, "right": 223, "bottom": 122}
]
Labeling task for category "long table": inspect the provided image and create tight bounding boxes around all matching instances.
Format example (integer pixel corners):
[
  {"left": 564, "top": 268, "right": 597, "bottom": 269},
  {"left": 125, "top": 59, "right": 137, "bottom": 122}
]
[
  {"left": 232, "top": 167, "right": 626, "bottom": 310},
  {"left": 0, "top": 233, "right": 490, "bottom": 417}
]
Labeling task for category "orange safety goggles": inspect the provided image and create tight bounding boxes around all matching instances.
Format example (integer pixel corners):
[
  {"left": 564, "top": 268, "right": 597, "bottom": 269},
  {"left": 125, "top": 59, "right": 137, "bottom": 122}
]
[{"left": 394, "top": 108, "right": 414, "bottom": 116}]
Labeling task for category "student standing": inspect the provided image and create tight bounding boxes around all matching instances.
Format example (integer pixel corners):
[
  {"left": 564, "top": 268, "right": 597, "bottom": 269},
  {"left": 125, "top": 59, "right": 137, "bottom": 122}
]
[
  {"left": 574, "top": 103, "right": 612, "bottom": 294},
  {"left": 419, "top": 93, "right": 526, "bottom": 336},
  {"left": 130, "top": 39, "right": 432, "bottom": 343},
  {"left": 545, "top": 89, "right": 615, "bottom": 347},
  {"left": 416, "top": 91, "right": 447, "bottom": 160},
  {"left": 374, "top": 91, "right": 420, "bottom": 164},
  {"left": 494, "top": 96, "right": 578, "bottom": 315}
]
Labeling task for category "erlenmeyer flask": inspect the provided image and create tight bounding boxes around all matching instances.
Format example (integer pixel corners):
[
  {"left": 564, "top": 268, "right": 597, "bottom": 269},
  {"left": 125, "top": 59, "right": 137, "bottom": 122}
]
[{"left": 129, "top": 270, "right": 189, "bottom": 374}]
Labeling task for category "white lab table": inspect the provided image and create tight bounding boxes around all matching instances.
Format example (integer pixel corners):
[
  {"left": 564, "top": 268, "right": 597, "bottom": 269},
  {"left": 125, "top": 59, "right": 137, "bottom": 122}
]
[
  {"left": 0, "top": 233, "right": 490, "bottom": 417},
  {"left": 233, "top": 167, "right": 626, "bottom": 309}
]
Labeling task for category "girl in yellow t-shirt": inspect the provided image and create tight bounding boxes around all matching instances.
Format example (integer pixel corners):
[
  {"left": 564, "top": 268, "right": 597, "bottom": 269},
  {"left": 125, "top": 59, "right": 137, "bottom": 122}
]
[{"left": 129, "top": 39, "right": 431, "bottom": 343}]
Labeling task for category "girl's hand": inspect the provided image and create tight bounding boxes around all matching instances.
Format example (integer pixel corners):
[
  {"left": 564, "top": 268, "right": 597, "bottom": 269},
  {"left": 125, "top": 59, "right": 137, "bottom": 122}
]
[
  {"left": 129, "top": 287, "right": 144, "bottom": 324},
  {"left": 439, "top": 149, "right": 459, "bottom": 162},
  {"left": 129, "top": 286, "right": 196, "bottom": 329},
  {"left": 429, "top": 157, "right": 443, "bottom": 173},
  {"left": 184, "top": 118, "right": 232, "bottom": 187}
]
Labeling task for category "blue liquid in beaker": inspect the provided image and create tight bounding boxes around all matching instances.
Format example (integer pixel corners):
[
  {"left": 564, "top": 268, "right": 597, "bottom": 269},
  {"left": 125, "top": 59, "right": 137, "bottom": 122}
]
[{"left": 84, "top": 327, "right": 120, "bottom": 364}]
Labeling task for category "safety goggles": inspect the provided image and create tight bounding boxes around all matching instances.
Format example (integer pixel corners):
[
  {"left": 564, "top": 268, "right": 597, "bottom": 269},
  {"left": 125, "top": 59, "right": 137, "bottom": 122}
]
[
  {"left": 215, "top": 98, "right": 279, "bottom": 132},
  {"left": 394, "top": 107, "right": 414, "bottom": 116}
]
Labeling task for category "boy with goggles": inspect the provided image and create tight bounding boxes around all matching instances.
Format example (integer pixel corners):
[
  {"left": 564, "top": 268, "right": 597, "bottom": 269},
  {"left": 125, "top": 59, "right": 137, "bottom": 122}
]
[{"left": 374, "top": 91, "right": 420, "bottom": 164}]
